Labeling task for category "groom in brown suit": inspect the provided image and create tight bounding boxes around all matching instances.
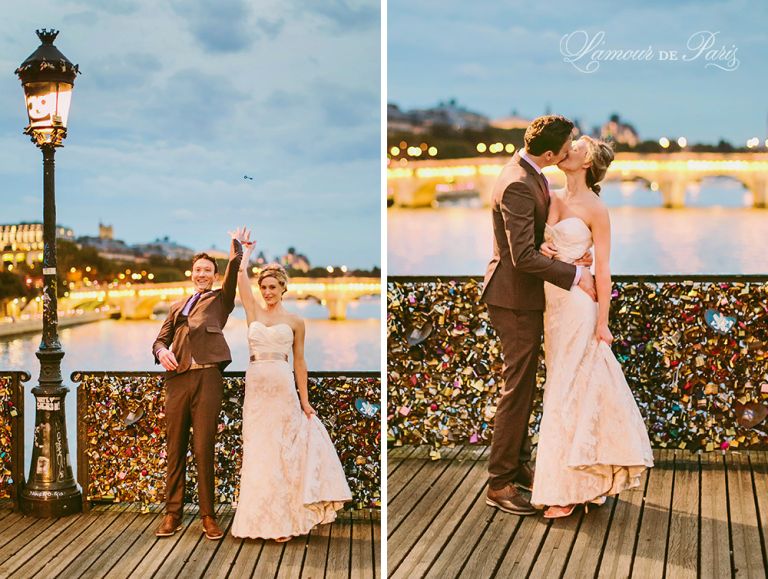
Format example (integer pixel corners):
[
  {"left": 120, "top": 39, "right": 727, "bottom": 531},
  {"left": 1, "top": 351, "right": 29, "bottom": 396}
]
[
  {"left": 152, "top": 235, "right": 242, "bottom": 539},
  {"left": 482, "top": 115, "right": 596, "bottom": 515}
]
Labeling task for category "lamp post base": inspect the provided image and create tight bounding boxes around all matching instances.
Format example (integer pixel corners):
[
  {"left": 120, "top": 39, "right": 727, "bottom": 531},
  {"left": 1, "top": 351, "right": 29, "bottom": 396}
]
[
  {"left": 23, "top": 382, "right": 82, "bottom": 518},
  {"left": 20, "top": 485, "right": 82, "bottom": 518}
]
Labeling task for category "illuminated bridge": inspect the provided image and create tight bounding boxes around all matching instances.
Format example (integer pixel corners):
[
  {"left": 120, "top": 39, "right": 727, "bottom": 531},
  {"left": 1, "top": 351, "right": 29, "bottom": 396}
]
[
  {"left": 60, "top": 277, "right": 381, "bottom": 321},
  {"left": 387, "top": 153, "right": 768, "bottom": 208}
]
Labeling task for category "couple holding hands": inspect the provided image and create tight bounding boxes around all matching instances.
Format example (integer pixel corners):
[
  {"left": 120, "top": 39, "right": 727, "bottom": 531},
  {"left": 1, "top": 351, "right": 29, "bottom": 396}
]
[{"left": 151, "top": 227, "right": 351, "bottom": 541}]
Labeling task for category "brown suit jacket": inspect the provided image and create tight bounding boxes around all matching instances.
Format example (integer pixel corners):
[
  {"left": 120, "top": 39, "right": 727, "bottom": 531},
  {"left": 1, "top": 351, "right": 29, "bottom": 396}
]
[
  {"left": 481, "top": 153, "right": 577, "bottom": 310},
  {"left": 152, "top": 239, "right": 243, "bottom": 375}
]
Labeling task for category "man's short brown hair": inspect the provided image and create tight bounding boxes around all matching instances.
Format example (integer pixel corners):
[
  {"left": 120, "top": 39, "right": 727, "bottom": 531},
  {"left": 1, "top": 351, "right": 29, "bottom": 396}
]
[
  {"left": 192, "top": 252, "right": 218, "bottom": 274},
  {"left": 524, "top": 115, "right": 575, "bottom": 156}
]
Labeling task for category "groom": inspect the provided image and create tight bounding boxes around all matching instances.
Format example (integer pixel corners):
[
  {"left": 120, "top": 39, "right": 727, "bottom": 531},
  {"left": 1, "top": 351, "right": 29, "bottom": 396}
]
[
  {"left": 481, "top": 115, "right": 596, "bottom": 515},
  {"left": 151, "top": 235, "right": 242, "bottom": 539}
]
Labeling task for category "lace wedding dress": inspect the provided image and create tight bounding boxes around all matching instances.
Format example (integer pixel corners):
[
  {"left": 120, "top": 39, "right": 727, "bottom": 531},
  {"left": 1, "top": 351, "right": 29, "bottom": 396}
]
[
  {"left": 530, "top": 217, "right": 654, "bottom": 508},
  {"left": 231, "top": 321, "right": 352, "bottom": 538}
]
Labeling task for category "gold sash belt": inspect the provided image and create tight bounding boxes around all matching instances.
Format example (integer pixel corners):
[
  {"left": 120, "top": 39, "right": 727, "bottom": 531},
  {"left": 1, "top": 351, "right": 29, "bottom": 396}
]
[{"left": 249, "top": 352, "right": 289, "bottom": 362}]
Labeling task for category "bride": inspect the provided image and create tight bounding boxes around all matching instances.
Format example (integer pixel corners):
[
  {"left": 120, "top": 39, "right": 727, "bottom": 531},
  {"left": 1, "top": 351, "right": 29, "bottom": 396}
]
[
  {"left": 229, "top": 227, "right": 351, "bottom": 540},
  {"left": 531, "top": 137, "right": 654, "bottom": 518}
]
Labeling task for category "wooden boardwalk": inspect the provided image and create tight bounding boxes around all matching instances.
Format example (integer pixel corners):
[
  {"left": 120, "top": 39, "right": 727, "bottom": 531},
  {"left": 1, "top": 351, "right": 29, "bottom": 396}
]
[
  {"left": 388, "top": 445, "right": 768, "bottom": 578},
  {"left": 0, "top": 503, "right": 379, "bottom": 578}
]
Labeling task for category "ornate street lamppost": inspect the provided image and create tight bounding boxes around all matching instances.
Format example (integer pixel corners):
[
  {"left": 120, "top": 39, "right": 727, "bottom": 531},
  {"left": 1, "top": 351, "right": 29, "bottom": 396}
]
[{"left": 15, "top": 29, "right": 82, "bottom": 517}]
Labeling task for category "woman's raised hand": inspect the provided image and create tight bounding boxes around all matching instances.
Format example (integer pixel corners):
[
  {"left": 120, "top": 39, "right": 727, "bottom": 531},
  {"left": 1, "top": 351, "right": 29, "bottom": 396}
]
[{"left": 229, "top": 226, "right": 256, "bottom": 249}]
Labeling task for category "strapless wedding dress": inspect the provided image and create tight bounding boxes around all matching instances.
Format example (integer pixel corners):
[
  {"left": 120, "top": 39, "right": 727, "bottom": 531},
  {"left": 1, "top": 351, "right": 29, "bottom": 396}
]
[
  {"left": 530, "top": 217, "right": 654, "bottom": 508},
  {"left": 230, "top": 321, "right": 351, "bottom": 538}
]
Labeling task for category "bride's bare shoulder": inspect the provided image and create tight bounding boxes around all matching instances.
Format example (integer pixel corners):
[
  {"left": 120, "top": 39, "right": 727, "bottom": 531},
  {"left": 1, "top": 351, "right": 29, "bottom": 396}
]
[
  {"left": 585, "top": 194, "right": 610, "bottom": 225},
  {"left": 288, "top": 314, "right": 305, "bottom": 332}
]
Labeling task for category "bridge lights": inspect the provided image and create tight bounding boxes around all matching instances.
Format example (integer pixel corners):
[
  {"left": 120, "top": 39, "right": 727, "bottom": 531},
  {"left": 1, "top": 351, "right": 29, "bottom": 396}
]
[{"left": 16, "top": 29, "right": 82, "bottom": 517}]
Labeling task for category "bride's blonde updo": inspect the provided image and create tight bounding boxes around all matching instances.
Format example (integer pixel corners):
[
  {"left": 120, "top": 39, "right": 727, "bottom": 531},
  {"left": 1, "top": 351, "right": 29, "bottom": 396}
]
[
  {"left": 258, "top": 263, "right": 289, "bottom": 294},
  {"left": 582, "top": 136, "right": 615, "bottom": 195}
]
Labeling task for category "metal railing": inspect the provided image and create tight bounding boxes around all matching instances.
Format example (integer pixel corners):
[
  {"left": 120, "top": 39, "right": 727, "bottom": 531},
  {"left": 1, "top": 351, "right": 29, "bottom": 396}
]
[
  {"left": 74, "top": 370, "right": 381, "bottom": 512},
  {"left": 0, "top": 371, "right": 30, "bottom": 510}
]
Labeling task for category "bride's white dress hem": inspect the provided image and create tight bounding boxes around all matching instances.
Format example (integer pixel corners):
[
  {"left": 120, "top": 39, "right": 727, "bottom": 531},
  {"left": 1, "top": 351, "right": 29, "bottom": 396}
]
[
  {"left": 530, "top": 218, "right": 654, "bottom": 509},
  {"left": 231, "top": 321, "right": 352, "bottom": 539}
]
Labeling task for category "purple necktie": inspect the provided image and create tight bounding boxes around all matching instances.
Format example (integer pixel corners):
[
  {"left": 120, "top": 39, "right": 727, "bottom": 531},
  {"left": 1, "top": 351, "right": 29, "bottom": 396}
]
[
  {"left": 181, "top": 292, "right": 203, "bottom": 316},
  {"left": 538, "top": 173, "right": 551, "bottom": 197}
]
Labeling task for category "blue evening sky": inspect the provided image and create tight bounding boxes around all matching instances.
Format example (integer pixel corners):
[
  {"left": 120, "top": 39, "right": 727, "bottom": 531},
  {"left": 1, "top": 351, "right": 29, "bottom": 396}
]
[
  {"left": 388, "top": 0, "right": 767, "bottom": 144},
  {"left": 1, "top": 0, "right": 380, "bottom": 268}
]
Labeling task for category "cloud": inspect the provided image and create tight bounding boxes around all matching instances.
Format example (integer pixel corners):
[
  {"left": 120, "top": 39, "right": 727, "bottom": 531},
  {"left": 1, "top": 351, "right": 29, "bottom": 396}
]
[
  {"left": 171, "top": 0, "right": 256, "bottom": 53},
  {"left": 85, "top": 53, "right": 162, "bottom": 91},
  {"left": 293, "top": 0, "right": 379, "bottom": 31},
  {"left": 2, "top": 0, "right": 380, "bottom": 268},
  {"left": 314, "top": 81, "right": 378, "bottom": 128},
  {"left": 60, "top": 0, "right": 139, "bottom": 15},
  {"left": 138, "top": 69, "right": 247, "bottom": 142}
]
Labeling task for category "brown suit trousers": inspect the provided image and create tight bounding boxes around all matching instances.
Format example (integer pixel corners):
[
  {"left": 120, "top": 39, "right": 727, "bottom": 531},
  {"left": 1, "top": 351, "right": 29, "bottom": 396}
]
[
  {"left": 486, "top": 305, "right": 542, "bottom": 490},
  {"left": 164, "top": 367, "right": 223, "bottom": 518}
]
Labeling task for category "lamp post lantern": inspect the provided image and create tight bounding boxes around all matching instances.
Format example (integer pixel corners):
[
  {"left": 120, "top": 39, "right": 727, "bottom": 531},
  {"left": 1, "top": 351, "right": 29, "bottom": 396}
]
[{"left": 15, "top": 29, "right": 82, "bottom": 517}]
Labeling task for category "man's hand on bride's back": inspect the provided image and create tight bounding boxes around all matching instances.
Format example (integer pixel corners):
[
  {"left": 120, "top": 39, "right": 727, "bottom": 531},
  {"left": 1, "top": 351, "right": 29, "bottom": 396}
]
[{"left": 577, "top": 269, "right": 597, "bottom": 302}]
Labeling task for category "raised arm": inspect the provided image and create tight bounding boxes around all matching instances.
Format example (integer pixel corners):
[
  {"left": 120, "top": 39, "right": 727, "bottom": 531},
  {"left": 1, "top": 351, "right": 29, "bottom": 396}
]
[
  {"left": 591, "top": 205, "right": 613, "bottom": 344},
  {"left": 501, "top": 182, "right": 577, "bottom": 290},
  {"left": 237, "top": 240, "right": 264, "bottom": 325},
  {"left": 220, "top": 237, "right": 243, "bottom": 313},
  {"left": 292, "top": 319, "right": 314, "bottom": 419}
]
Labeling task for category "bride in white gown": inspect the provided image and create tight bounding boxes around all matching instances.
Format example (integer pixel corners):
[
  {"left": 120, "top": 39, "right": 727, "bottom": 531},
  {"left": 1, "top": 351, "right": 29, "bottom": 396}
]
[
  {"left": 229, "top": 228, "right": 351, "bottom": 540},
  {"left": 530, "top": 137, "right": 654, "bottom": 518}
]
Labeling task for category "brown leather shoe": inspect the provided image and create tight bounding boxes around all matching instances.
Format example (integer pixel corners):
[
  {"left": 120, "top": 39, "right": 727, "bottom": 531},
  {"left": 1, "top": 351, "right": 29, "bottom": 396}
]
[
  {"left": 486, "top": 484, "right": 537, "bottom": 515},
  {"left": 202, "top": 515, "right": 224, "bottom": 540},
  {"left": 155, "top": 514, "right": 183, "bottom": 537},
  {"left": 514, "top": 464, "right": 535, "bottom": 492}
]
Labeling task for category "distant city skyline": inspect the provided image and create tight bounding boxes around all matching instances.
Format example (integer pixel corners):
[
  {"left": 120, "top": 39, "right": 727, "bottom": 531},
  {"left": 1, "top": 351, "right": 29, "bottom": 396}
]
[
  {"left": 2, "top": 0, "right": 380, "bottom": 269},
  {"left": 389, "top": 1, "right": 768, "bottom": 145}
]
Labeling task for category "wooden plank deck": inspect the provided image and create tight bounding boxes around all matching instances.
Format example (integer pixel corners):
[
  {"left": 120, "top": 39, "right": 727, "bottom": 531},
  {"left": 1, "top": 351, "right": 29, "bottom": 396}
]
[
  {"left": 388, "top": 446, "right": 768, "bottom": 578},
  {"left": 0, "top": 503, "right": 379, "bottom": 578}
]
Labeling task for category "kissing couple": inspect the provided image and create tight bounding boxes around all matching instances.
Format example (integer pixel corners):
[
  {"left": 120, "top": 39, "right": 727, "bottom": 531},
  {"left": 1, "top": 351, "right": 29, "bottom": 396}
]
[{"left": 482, "top": 115, "right": 654, "bottom": 518}]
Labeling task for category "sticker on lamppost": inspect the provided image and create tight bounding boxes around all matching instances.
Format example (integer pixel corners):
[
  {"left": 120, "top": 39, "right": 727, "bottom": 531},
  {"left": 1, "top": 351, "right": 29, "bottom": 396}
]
[
  {"left": 37, "top": 397, "right": 61, "bottom": 411},
  {"left": 36, "top": 456, "right": 50, "bottom": 476}
]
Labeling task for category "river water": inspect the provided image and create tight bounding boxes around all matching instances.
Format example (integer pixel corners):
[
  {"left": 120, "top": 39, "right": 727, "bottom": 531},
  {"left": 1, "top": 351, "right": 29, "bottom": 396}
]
[
  {"left": 1, "top": 298, "right": 380, "bottom": 477},
  {"left": 388, "top": 179, "right": 768, "bottom": 275}
]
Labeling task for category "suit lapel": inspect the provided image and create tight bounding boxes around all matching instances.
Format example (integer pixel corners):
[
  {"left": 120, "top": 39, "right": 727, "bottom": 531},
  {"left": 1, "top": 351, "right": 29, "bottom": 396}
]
[
  {"left": 187, "top": 289, "right": 218, "bottom": 321},
  {"left": 517, "top": 154, "right": 550, "bottom": 206}
]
